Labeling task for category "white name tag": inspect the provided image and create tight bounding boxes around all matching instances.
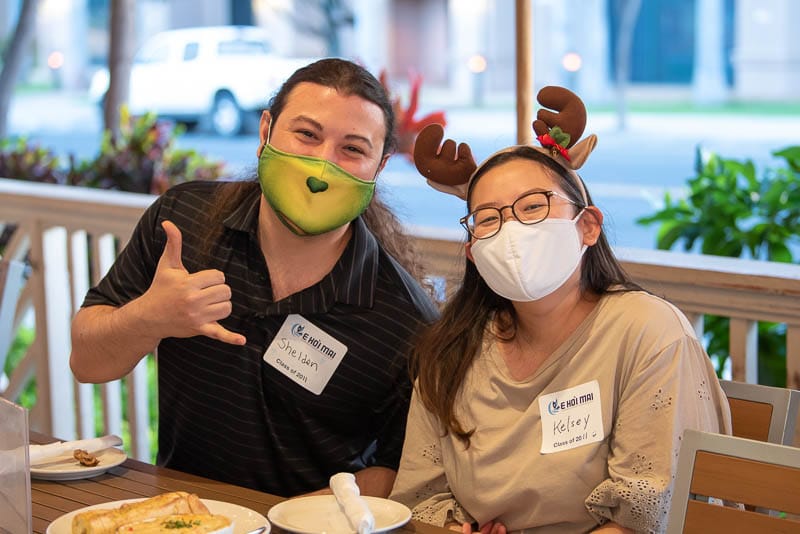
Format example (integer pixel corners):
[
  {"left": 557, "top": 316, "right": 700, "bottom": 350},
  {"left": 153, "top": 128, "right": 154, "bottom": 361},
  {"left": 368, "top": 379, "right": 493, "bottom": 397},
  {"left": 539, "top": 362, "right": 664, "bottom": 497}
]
[
  {"left": 538, "top": 380, "right": 604, "bottom": 454},
  {"left": 263, "top": 314, "right": 348, "bottom": 395}
]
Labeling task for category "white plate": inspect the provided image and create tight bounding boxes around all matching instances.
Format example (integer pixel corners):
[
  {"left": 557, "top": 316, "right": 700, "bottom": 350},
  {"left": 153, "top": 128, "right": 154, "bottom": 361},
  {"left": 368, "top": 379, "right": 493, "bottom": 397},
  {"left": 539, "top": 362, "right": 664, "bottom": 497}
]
[
  {"left": 30, "top": 447, "right": 127, "bottom": 481},
  {"left": 267, "top": 495, "right": 411, "bottom": 534},
  {"left": 46, "top": 498, "right": 270, "bottom": 534}
]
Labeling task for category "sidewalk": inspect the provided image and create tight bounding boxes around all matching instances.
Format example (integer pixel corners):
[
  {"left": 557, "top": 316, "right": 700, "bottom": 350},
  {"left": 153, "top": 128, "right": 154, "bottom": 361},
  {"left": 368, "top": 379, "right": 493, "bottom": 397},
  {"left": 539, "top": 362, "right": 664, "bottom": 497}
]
[{"left": 10, "top": 89, "right": 800, "bottom": 142}]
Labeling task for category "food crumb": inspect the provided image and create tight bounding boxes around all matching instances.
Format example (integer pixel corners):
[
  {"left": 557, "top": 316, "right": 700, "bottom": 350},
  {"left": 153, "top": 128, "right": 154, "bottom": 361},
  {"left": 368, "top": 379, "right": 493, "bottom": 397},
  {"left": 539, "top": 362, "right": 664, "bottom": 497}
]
[{"left": 73, "top": 449, "right": 99, "bottom": 467}]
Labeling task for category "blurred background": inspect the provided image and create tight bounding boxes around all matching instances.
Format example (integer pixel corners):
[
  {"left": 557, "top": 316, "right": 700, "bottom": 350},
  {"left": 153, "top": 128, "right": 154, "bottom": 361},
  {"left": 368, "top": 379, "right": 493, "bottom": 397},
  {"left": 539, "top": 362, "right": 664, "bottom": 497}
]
[
  {"left": 1, "top": 0, "right": 799, "bottom": 250},
  {"left": 6, "top": 0, "right": 794, "bottom": 105}
]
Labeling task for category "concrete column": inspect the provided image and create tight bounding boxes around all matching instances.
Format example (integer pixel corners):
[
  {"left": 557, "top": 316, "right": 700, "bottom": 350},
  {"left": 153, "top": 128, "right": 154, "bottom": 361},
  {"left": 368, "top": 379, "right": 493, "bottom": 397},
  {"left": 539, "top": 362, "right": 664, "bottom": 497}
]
[
  {"left": 693, "top": 0, "right": 728, "bottom": 104},
  {"left": 733, "top": 0, "right": 800, "bottom": 100}
]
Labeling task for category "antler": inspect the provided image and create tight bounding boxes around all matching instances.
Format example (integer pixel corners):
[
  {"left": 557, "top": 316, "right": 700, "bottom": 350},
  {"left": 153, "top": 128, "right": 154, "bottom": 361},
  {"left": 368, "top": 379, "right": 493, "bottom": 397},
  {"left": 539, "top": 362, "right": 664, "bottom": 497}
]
[
  {"left": 531, "top": 86, "right": 587, "bottom": 148},
  {"left": 412, "top": 124, "right": 476, "bottom": 199},
  {"left": 531, "top": 86, "right": 596, "bottom": 171},
  {"left": 413, "top": 87, "right": 597, "bottom": 202}
]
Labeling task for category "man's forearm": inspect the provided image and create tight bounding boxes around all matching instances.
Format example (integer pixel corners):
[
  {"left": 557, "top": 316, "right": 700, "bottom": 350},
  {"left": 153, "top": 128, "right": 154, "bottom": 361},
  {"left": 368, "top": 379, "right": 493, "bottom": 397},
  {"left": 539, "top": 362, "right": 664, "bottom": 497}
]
[
  {"left": 304, "top": 466, "right": 397, "bottom": 498},
  {"left": 353, "top": 466, "right": 397, "bottom": 497},
  {"left": 70, "top": 302, "right": 161, "bottom": 383}
]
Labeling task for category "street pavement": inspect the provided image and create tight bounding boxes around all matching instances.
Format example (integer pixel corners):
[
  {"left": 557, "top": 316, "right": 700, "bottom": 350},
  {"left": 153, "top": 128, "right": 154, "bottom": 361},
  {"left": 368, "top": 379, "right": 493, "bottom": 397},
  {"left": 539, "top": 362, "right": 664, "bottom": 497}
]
[{"left": 8, "top": 90, "right": 800, "bottom": 250}]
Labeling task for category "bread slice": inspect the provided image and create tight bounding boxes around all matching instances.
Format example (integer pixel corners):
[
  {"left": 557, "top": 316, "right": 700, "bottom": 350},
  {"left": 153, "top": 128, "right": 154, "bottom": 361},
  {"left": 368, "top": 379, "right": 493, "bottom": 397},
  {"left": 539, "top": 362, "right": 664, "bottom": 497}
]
[
  {"left": 71, "top": 492, "right": 211, "bottom": 534},
  {"left": 114, "top": 514, "right": 233, "bottom": 533}
]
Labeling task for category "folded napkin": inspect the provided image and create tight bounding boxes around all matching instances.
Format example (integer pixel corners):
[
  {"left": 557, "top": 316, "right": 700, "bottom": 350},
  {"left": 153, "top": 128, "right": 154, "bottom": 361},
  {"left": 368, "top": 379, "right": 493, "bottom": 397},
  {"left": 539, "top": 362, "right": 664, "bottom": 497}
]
[
  {"left": 330, "top": 472, "right": 375, "bottom": 534},
  {"left": 28, "top": 434, "right": 122, "bottom": 465}
]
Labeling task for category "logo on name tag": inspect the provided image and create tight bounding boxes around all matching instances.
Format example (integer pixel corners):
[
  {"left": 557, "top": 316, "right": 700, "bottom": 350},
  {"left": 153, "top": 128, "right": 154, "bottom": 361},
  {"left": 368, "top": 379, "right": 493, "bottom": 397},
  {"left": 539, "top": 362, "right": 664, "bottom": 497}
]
[{"left": 289, "top": 322, "right": 340, "bottom": 359}]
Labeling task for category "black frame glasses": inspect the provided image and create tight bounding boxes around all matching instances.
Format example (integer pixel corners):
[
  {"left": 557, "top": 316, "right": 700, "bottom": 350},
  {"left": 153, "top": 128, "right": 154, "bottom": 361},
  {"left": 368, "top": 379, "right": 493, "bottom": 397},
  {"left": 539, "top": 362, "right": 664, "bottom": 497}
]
[{"left": 460, "top": 190, "right": 583, "bottom": 239}]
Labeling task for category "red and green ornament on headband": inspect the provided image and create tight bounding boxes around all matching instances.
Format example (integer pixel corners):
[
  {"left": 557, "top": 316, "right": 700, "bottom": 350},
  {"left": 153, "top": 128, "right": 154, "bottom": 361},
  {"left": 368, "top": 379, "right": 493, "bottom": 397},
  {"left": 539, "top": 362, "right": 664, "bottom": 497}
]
[{"left": 536, "top": 126, "right": 572, "bottom": 162}]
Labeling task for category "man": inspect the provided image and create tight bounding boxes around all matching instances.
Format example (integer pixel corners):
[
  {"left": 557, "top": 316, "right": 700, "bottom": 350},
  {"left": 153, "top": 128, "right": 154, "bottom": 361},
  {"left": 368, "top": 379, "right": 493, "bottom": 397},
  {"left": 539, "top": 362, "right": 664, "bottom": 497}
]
[{"left": 70, "top": 58, "right": 438, "bottom": 497}]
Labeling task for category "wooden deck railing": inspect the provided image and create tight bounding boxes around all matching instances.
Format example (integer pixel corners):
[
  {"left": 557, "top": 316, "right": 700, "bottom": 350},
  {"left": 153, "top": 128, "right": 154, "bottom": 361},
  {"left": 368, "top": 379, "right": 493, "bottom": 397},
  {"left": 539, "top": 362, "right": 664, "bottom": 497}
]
[
  {"left": 2, "top": 177, "right": 800, "bottom": 459},
  {"left": 0, "top": 179, "right": 154, "bottom": 460}
]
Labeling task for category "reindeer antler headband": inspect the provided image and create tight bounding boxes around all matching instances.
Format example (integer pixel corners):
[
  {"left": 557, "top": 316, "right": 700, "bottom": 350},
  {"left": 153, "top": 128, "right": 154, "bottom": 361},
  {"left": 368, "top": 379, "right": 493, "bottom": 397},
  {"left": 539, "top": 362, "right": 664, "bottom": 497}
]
[{"left": 413, "top": 86, "right": 598, "bottom": 203}]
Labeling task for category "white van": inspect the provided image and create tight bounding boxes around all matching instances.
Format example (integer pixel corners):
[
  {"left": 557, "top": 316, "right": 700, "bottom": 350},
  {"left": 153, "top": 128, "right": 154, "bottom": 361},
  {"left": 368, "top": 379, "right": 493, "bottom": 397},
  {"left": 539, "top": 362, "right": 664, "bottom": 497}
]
[{"left": 90, "top": 26, "right": 319, "bottom": 136}]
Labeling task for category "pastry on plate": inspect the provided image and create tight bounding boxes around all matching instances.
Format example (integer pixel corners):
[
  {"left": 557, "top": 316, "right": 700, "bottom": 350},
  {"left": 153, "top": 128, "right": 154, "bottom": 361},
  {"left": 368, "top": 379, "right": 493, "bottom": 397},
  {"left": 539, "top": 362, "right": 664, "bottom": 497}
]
[{"left": 71, "top": 492, "right": 210, "bottom": 534}]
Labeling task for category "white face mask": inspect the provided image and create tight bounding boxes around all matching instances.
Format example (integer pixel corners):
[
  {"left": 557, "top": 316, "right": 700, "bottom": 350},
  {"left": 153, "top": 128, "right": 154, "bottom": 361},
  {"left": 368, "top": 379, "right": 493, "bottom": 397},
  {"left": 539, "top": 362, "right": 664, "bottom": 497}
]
[{"left": 471, "top": 217, "right": 587, "bottom": 301}]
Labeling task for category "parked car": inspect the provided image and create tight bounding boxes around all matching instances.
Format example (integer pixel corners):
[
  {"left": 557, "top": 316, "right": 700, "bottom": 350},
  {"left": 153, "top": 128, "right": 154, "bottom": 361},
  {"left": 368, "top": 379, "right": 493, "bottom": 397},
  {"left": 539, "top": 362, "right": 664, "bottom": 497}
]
[{"left": 90, "top": 26, "right": 319, "bottom": 136}]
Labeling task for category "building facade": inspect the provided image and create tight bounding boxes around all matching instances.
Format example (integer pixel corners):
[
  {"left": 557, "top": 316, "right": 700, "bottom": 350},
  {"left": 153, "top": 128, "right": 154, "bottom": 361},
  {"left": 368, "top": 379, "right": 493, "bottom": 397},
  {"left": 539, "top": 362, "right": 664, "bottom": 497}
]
[{"left": 1, "top": 0, "right": 796, "bottom": 103}]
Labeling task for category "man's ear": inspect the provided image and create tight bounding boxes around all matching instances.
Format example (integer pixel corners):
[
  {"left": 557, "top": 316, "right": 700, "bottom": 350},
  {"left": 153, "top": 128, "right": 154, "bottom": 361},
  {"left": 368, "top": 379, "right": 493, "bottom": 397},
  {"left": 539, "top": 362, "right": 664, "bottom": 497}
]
[
  {"left": 580, "top": 206, "right": 603, "bottom": 246},
  {"left": 257, "top": 110, "right": 272, "bottom": 158},
  {"left": 377, "top": 153, "right": 391, "bottom": 175}
]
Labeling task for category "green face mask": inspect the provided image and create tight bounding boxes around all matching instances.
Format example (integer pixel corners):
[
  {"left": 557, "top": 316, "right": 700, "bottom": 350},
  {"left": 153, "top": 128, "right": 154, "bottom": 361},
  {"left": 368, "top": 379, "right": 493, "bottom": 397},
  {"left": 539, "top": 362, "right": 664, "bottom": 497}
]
[{"left": 257, "top": 143, "right": 376, "bottom": 236}]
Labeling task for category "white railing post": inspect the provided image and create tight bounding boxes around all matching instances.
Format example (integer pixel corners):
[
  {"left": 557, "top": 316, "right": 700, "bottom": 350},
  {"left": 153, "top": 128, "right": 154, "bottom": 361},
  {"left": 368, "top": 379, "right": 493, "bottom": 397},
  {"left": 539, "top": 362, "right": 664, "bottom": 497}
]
[
  {"left": 26, "top": 218, "right": 51, "bottom": 433},
  {"left": 787, "top": 325, "right": 800, "bottom": 391},
  {"left": 128, "top": 357, "right": 151, "bottom": 461},
  {"left": 42, "top": 226, "right": 77, "bottom": 440},
  {"left": 684, "top": 312, "right": 705, "bottom": 340},
  {"left": 94, "top": 233, "right": 123, "bottom": 440},
  {"left": 69, "top": 229, "right": 96, "bottom": 439},
  {"left": 729, "top": 318, "right": 758, "bottom": 383},
  {"left": 0, "top": 259, "right": 26, "bottom": 373}
]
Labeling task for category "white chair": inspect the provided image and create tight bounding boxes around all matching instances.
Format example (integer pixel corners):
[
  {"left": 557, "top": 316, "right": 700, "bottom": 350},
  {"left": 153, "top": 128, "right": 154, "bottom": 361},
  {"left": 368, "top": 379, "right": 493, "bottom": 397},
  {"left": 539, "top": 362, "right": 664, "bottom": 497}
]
[
  {"left": 666, "top": 429, "right": 800, "bottom": 533},
  {"left": 720, "top": 379, "right": 800, "bottom": 445}
]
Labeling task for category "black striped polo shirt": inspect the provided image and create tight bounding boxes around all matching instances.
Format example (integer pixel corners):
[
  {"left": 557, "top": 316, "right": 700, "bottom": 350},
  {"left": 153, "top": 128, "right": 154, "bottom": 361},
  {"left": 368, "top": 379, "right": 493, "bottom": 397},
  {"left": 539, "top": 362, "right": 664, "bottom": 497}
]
[{"left": 82, "top": 180, "right": 438, "bottom": 496}]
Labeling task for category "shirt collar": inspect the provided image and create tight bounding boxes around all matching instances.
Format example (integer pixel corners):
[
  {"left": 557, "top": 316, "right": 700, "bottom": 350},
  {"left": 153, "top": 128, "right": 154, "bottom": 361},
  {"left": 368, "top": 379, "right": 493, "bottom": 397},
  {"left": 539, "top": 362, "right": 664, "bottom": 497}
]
[
  {"left": 327, "top": 216, "right": 379, "bottom": 308},
  {"left": 223, "top": 187, "right": 378, "bottom": 310}
]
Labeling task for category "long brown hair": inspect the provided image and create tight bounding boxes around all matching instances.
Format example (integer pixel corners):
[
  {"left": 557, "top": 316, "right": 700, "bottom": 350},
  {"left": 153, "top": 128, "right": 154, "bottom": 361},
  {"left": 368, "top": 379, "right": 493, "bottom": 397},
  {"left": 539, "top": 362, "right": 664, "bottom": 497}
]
[
  {"left": 201, "top": 58, "right": 426, "bottom": 283},
  {"left": 410, "top": 146, "right": 641, "bottom": 445}
]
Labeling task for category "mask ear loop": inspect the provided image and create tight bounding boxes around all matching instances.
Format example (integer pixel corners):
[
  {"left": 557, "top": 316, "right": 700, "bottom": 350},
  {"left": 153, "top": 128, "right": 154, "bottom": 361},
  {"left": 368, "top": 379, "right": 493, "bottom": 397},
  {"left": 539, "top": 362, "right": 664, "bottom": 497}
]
[
  {"left": 572, "top": 207, "right": 590, "bottom": 256},
  {"left": 258, "top": 115, "right": 273, "bottom": 159}
]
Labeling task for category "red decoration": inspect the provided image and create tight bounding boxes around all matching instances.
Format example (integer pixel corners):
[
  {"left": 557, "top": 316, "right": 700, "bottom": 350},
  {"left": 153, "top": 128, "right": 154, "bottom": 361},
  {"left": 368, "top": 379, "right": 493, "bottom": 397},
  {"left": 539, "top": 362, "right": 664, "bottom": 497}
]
[
  {"left": 536, "top": 133, "right": 571, "bottom": 162},
  {"left": 380, "top": 70, "right": 447, "bottom": 162}
]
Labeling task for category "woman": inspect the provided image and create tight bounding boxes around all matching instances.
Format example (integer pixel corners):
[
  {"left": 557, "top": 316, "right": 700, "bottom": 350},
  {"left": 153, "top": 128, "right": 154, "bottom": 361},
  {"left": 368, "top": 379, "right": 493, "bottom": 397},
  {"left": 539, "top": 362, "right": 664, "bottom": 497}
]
[{"left": 390, "top": 87, "right": 731, "bottom": 533}]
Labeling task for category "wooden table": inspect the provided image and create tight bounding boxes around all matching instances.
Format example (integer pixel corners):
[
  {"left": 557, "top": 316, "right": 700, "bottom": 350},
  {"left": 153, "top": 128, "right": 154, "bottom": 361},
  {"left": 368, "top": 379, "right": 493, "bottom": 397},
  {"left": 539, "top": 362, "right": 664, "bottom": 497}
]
[{"left": 30, "top": 432, "right": 449, "bottom": 533}]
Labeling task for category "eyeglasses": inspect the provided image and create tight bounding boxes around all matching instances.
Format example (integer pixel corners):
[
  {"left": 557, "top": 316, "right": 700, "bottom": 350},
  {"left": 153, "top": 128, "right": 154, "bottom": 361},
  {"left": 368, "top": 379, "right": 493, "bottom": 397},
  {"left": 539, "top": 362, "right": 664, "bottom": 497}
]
[{"left": 460, "top": 190, "right": 583, "bottom": 239}]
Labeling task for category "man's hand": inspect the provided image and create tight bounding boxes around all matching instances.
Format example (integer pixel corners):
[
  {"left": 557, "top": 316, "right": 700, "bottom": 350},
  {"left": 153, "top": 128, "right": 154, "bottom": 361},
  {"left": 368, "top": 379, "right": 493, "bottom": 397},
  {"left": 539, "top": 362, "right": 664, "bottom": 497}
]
[
  {"left": 142, "top": 220, "right": 246, "bottom": 345},
  {"left": 70, "top": 220, "right": 247, "bottom": 383}
]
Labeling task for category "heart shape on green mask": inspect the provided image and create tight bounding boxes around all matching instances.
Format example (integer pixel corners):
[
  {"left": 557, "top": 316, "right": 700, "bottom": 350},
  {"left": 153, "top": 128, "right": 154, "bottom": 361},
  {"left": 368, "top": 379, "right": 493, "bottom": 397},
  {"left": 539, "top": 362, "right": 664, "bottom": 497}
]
[{"left": 306, "top": 176, "right": 329, "bottom": 193}]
